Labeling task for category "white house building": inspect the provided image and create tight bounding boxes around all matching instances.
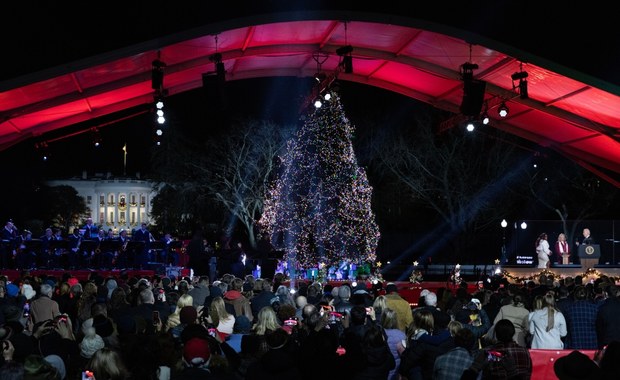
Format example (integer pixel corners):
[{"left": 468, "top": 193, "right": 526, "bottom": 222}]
[{"left": 47, "top": 171, "right": 158, "bottom": 235}]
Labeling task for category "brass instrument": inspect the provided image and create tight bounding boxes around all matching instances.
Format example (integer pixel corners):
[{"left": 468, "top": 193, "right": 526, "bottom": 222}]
[{"left": 121, "top": 239, "right": 129, "bottom": 252}]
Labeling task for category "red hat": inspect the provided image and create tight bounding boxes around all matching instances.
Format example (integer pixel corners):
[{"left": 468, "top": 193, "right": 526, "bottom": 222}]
[{"left": 183, "top": 338, "right": 210, "bottom": 366}]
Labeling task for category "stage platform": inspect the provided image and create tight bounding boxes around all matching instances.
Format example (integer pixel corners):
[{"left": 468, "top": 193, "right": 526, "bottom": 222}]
[
  {"left": 0, "top": 269, "right": 156, "bottom": 282},
  {"left": 502, "top": 264, "right": 620, "bottom": 280}
]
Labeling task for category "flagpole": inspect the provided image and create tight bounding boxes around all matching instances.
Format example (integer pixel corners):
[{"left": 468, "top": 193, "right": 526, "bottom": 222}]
[{"left": 123, "top": 143, "right": 127, "bottom": 176}]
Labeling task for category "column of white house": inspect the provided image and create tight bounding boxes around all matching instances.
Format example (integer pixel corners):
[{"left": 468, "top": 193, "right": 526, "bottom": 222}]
[{"left": 116, "top": 192, "right": 121, "bottom": 229}]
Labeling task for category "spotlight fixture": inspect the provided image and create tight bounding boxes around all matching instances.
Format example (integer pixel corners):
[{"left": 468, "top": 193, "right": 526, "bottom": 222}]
[
  {"left": 498, "top": 102, "right": 509, "bottom": 118},
  {"left": 151, "top": 58, "right": 166, "bottom": 91},
  {"left": 481, "top": 111, "right": 490, "bottom": 125},
  {"left": 154, "top": 126, "right": 163, "bottom": 146},
  {"left": 154, "top": 96, "right": 165, "bottom": 124},
  {"left": 481, "top": 101, "right": 490, "bottom": 125},
  {"left": 314, "top": 72, "right": 327, "bottom": 83},
  {"left": 92, "top": 128, "right": 102, "bottom": 147},
  {"left": 209, "top": 53, "right": 226, "bottom": 82},
  {"left": 459, "top": 61, "right": 486, "bottom": 117},
  {"left": 511, "top": 66, "right": 529, "bottom": 99},
  {"left": 465, "top": 120, "right": 476, "bottom": 132},
  {"left": 336, "top": 45, "right": 353, "bottom": 56},
  {"left": 313, "top": 98, "right": 322, "bottom": 108},
  {"left": 34, "top": 141, "right": 49, "bottom": 161},
  {"left": 336, "top": 45, "right": 353, "bottom": 74}
]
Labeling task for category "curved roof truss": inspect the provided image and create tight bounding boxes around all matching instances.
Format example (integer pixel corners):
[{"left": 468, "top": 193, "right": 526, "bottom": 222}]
[{"left": 1, "top": 12, "right": 619, "bottom": 185}]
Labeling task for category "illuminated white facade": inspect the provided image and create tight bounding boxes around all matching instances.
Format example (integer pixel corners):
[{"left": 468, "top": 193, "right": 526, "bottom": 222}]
[{"left": 47, "top": 172, "right": 158, "bottom": 234}]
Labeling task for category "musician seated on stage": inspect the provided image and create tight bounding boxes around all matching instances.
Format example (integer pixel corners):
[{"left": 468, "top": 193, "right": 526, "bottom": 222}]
[
  {"left": 15, "top": 229, "right": 36, "bottom": 270},
  {"left": 40, "top": 227, "right": 55, "bottom": 269},
  {"left": 115, "top": 229, "right": 131, "bottom": 269},
  {"left": 67, "top": 227, "right": 81, "bottom": 270}
]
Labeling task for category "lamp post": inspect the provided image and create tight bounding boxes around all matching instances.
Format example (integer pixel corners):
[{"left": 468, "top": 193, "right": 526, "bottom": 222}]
[{"left": 501, "top": 219, "right": 508, "bottom": 264}]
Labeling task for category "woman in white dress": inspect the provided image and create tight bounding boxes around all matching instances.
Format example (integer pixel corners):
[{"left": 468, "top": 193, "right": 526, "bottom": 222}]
[{"left": 536, "top": 233, "right": 551, "bottom": 268}]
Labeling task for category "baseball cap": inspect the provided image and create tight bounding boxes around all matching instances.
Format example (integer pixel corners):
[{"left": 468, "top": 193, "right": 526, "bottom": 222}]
[{"left": 183, "top": 337, "right": 210, "bottom": 366}]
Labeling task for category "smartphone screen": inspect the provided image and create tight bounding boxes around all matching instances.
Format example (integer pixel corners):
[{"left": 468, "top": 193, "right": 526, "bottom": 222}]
[
  {"left": 23, "top": 302, "right": 30, "bottom": 318},
  {"left": 82, "top": 370, "right": 94, "bottom": 380},
  {"left": 152, "top": 311, "right": 160, "bottom": 325}
]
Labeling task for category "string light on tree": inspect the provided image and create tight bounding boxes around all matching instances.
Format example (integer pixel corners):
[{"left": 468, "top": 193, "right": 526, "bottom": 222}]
[{"left": 258, "top": 91, "right": 380, "bottom": 270}]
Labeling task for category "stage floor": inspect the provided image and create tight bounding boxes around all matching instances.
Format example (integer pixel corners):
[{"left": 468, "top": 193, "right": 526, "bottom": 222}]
[{"left": 503, "top": 265, "right": 620, "bottom": 280}]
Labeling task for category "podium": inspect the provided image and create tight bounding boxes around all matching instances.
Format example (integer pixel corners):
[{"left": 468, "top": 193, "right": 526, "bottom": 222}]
[{"left": 578, "top": 244, "right": 600, "bottom": 269}]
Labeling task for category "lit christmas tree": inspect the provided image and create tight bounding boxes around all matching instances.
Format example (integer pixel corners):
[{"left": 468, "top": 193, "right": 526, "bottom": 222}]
[{"left": 259, "top": 91, "right": 380, "bottom": 271}]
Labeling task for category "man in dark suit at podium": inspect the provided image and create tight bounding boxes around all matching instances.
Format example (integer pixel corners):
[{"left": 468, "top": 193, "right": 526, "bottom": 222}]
[
  {"left": 578, "top": 228, "right": 594, "bottom": 245},
  {"left": 576, "top": 228, "right": 598, "bottom": 267}
]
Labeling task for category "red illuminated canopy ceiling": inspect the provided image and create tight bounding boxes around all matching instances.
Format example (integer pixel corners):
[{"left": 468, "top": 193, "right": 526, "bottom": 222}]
[{"left": 1, "top": 11, "right": 619, "bottom": 185}]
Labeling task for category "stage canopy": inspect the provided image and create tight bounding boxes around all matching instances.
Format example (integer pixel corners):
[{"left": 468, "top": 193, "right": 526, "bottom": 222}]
[{"left": 1, "top": 5, "right": 619, "bottom": 186}]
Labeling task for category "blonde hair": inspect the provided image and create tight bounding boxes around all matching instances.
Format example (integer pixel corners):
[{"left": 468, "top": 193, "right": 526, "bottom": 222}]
[
  {"left": 373, "top": 295, "right": 387, "bottom": 310},
  {"left": 543, "top": 291, "right": 558, "bottom": 332},
  {"left": 88, "top": 347, "right": 129, "bottom": 380},
  {"left": 448, "top": 320, "right": 463, "bottom": 337},
  {"left": 175, "top": 294, "right": 194, "bottom": 312},
  {"left": 83, "top": 281, "right": 98, "bottom": 296},
  {"left": 532, "top": 295, "right": 544, "bottom": 311},
  {"left": 380, "top": 308, "right": 399, "bottom": 330},
  {"left": 254, "top": 306, "right": 280, "bottom": 335},
  {"left": 210, "top": 296, "right": 231, "bottom": 327}
]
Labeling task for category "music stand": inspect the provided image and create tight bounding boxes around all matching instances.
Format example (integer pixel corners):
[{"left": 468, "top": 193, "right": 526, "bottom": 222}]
[
  {"left": 99, "top": 240, "right": 120, "bottom": 252},
  {"left": 150, "top": 241, "right": 165, "bottom": 251},
  {"left": 80, "top": 239, "right": 99, "bottom": 252},
  {"left": 49, "top": 239, "right": 68, "bottom": 252},
  {"left": 149, "top": 241, "right": 165, "bottom": 263},
  {"left": 24, "top": 239, "right": 42, "bottom": 252},
  {"left": 1, "top": 239, "right": 15, "bottom": 249},
  {"left": 126, "top": 241, "right": 145, "bottom": 252}
]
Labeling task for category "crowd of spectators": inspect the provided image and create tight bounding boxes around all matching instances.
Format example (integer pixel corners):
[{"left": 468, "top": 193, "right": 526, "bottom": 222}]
[{"left": 0, "top": 270, "right": 619, "bottom": 379}]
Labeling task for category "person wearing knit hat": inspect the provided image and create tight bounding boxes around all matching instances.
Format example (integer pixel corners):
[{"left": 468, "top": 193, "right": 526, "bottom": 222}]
[
  {"left": 82, "top": 318, "right": 94, "bottom": 335},
  {"left": 44, "top": 354, "right": 67, "bottom": 380},
  {"left": 183, "top": 337, "right": 211, "bottom": 366},
  {"left": 67, "top": 277, "right": 79, "bottom": 287},
  {"left": 21, "top": 283, "right": 36, "bottom": 300},
  {"left": 6, "top": 283, "right": 19, "bottom": 298},
  {"left": 105, "top": 279, "right": 118, "bottom": 300},
  {"left": 80, "top": 327, "right": 105, "bottom": 359}
]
